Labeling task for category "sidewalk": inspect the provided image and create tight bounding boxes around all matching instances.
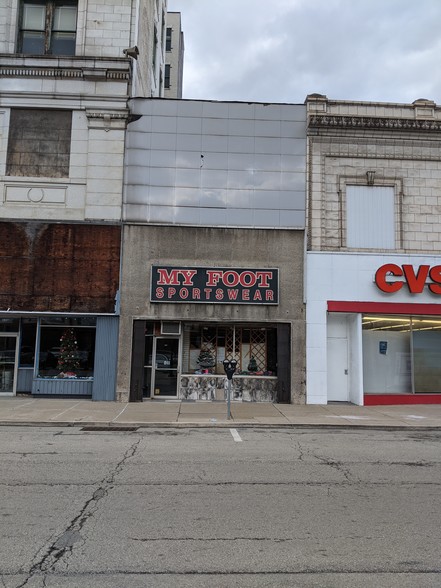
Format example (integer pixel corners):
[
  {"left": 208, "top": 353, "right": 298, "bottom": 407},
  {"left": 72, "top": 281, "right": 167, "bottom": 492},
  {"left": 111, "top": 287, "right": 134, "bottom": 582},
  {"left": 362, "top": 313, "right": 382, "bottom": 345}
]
[{"left": 1, "top": 397, "right": 441, "bottom": 428}]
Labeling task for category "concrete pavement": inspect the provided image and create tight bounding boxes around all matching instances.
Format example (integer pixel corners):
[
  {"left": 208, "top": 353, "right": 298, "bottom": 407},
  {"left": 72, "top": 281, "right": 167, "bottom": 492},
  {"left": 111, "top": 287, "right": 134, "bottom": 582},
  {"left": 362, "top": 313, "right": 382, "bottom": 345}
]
[{"left": 1, "top": 396, "right": 441, "bottom": 428}]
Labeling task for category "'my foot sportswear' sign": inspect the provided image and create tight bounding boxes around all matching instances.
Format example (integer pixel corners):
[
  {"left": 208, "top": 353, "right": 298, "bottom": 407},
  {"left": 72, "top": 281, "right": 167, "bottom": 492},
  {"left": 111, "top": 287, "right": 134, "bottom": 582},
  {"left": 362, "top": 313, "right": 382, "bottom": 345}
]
[{"left": 151, "top": 266, "right": 279, "bottom": 304}]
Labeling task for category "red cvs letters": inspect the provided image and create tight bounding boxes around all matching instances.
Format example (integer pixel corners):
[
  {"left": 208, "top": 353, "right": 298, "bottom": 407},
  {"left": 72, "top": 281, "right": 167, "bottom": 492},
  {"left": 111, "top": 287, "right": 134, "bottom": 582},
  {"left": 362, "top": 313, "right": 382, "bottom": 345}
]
[{"left": 375, "top": 264, "right": 441, "bottom": 295}]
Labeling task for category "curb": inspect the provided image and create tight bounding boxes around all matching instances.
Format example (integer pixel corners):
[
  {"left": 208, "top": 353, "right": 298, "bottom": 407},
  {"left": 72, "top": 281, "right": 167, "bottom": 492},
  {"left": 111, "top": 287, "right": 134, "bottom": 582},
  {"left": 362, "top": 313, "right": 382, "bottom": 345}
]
[{"left": 0, "top": 420, "right": 440, "bottom": 430}]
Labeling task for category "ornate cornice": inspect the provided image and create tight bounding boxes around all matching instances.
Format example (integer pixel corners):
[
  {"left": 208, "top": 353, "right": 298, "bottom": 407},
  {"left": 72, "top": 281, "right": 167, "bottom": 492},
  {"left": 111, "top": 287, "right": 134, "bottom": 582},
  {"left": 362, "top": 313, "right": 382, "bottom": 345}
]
[
  {"left": 308, "top": 115, "right": 441, "bottom": 132},
  {"left": 0, "top": 66, "right": 130, "bottom": 81}
]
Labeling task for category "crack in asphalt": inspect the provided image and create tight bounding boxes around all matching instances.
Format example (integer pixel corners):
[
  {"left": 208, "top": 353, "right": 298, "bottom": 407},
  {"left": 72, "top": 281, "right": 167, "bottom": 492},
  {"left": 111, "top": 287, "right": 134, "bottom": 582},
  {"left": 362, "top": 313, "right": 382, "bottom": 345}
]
[
  {"left": 130, "top": 536, "right": 296, "bottom": 542},
  {"left": 15, "top": 439, "right": 141, "bottom": 588}
]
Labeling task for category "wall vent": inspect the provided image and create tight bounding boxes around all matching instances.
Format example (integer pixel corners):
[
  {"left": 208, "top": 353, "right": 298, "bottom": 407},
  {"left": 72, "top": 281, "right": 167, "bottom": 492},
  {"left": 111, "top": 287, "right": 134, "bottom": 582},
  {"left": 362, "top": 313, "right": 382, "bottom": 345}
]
[{"left": 161, "top": 321, "right": 181, "bottom": 335}]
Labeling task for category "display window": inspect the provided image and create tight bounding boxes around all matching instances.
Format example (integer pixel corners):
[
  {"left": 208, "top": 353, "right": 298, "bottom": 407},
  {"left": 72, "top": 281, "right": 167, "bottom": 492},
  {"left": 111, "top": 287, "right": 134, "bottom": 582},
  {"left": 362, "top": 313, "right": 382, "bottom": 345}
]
[
  {"left": 182, "top": 323, "right": 277, "bottom": 376},
  {"left": 362, "top": 315, "right": 441, "bottom": 394},
  {"left": 37, "top": 317, "right": 96, "bottom": 379}
]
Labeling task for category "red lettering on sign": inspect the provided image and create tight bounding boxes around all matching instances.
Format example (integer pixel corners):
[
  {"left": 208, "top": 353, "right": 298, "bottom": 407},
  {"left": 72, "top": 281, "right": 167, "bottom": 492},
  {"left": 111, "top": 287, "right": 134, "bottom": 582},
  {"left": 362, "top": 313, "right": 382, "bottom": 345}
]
[
  {"left": 215, "top": 289, "right": 224, "bottom": 300},
  {"left": 204, "top": 288, "right": 212, "bottom": 299},
  {"left": 239, "top": 271, "right": 257, "bottom": 287},
  {"left": 253, "top": 290, "right": 262, "bottom": 301},
  {"left": 192, "top": 288, "right": 201, "bottom": 299},
  {"left": 375, "top": 264, "right": 404, "bottom": 293},
  {"left": 180, "top": 270, "right": 197, "bottom": 285},
  {"left": 242, "top": 289, "right": 250, "bottom": 300},
  {"left": 227, "top": 289, "right": 238, "bottom": 300},
  {"left": 223, "top": 271, "right": 240, "bottom": 287},
  {"left": 167, "top": 287, "right": 176, "bottom": 298},
  {"left": 256, "top": 271, "right": 273, "bottom": 287},
  {"left": 429, "top": 266, "right": 441, "bottom": 294},
  {"left": 266, "top": 290, "right": 274, "bottom": 301},
  {"left": 180, "top": 287, "right": 189, "bottom": 299},
  {"left": 206, "top": 270, "right": 223, "bottom": 286},
  {"left": 402, "top": 264, "right": 429, "bottom": 294},
  {"left": 157, "top": 269, "right": 181, "bottom": 286},
  {"left": 155, "top": 287, "right": 164, "bottom": 299}
]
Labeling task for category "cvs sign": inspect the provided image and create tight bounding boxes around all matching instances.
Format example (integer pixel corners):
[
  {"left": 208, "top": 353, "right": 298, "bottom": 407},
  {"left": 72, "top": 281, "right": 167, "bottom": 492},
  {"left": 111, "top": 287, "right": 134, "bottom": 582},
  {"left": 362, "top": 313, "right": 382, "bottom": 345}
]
[{"left": 375, "top": 264, "right": 441, "bottom": 294}]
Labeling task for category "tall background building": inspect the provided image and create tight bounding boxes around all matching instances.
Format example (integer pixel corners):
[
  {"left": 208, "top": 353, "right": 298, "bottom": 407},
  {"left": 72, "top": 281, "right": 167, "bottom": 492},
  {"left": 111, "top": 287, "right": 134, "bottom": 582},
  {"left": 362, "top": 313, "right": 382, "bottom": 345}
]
[{"left": 164, "top": 12, "right": 184, "bottom": 99}]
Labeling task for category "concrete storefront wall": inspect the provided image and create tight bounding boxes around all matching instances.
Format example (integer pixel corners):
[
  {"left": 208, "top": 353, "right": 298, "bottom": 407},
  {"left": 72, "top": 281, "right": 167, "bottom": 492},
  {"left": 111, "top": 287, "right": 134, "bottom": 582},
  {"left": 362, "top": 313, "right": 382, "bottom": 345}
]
[
  {"left": 306, "top": 251, "right": 441, "bottom": 404},
  {"left": 117, "top": 225, "right": 306, "bottom": 403}
]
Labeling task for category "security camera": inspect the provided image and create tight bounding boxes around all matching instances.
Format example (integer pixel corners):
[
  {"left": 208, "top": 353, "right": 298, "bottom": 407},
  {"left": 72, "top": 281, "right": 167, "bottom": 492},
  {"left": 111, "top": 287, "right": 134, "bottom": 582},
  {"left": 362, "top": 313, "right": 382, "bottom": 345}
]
[{"left": 123, "top": 46, "right": 139, "bottom": 59}]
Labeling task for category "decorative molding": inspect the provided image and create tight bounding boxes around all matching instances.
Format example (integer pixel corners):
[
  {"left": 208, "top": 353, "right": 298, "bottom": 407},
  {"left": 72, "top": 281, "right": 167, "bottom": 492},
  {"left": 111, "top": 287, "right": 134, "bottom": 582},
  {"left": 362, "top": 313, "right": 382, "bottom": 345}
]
[
  {"left": 4, "top": 183, "right": 67, "bottom": 205},
  {"left": 86, "top": 110, "right": 129, "bottom": 131},
  {"left": 0, "top": 66, "right": 130, "bottom": 81},
  {"left": 309, "top": 115, "right": 441, "bottom": 132}
]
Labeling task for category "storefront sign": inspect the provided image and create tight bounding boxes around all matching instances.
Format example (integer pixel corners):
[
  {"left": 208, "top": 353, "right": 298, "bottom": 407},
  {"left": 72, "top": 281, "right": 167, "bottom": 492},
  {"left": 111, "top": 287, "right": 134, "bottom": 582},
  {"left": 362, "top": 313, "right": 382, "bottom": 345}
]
[
  {"left": 151, "top": 266, "right": 279, "bottom": 304},
  {"left": 375, "top": 263, "right": 441, "bottom": 294}
]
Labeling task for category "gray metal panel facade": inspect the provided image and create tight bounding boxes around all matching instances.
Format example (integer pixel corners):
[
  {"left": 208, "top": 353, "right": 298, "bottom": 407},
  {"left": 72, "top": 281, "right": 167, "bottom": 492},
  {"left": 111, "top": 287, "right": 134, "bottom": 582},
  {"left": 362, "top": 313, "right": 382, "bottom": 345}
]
[
  {"left": 92, "top": 316, "right": 119, "bottom": 401},
  {"left": 32, "top": 379, "right": 93, "bottom": 396},
  {"left": 17, "top": 368, "right": 33, "bottom": 393},
  {"left": 124, "top": 99, "right": 306, "bottom": 229}
]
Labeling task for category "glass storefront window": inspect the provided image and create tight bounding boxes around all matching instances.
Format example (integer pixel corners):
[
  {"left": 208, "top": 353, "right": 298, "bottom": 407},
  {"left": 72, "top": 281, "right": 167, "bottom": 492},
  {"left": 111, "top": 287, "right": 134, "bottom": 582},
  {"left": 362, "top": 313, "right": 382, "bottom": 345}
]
[
  {"left": 183, "top": 324, "right": 277, "bottom": 376},
  {"left": 0, "top": 318, "right": 19, "bottom": 332},
  {"left": 20, "top": 319, "right": 37, "bottom": 367},
  {"left": 362, "top": 315, "right": 441, "bottom": 394},
  {"left": 362, "top": 316, "right": 412, "bottom": 394},
  {"left": 38, "top": 324, "right": 95, "bottom": 379},
  {"left": 412, "top": 318, "right": 441, "bottom": 393}
]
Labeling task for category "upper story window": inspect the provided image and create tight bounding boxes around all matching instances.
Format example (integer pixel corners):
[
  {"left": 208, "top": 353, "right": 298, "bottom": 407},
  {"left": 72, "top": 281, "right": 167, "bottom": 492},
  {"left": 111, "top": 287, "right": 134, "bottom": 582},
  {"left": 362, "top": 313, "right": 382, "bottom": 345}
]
[
  {"left": 346, "top": 185, "right": 395, "bottom": 249},
  {"left": 19, "top": 0, "right": 78, "bottom": 55},
  {"left": 166, "top": 27, "right": 172, "bottom": 51},
  {"left": 164, "top": 64, "right": 171, "bottom": 88}
]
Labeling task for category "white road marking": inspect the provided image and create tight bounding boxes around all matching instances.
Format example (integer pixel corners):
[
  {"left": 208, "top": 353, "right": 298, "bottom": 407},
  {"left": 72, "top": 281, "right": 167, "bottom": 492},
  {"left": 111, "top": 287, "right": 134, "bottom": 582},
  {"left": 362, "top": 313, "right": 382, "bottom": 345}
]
[
  {"left": 230, "top": 428, "right": 242, "bottom": 442},
  {"left": 50, "top": 401, "right": 82, "bottom": 421},
  {"left": 112, "top": 403, "right": 129, "bottom": 422},
  {"left": 325, "top": 415, "right": 371, "bottom": 420},
  {"left": 405, "top": 415, "right": 427, "bottom": 420}
]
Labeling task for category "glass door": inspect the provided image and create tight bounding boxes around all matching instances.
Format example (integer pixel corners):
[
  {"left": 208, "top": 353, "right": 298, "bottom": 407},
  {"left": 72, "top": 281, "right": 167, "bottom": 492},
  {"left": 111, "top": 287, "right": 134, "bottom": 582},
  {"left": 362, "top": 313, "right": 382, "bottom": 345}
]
[
  {"left": 152, "top": 338, "right": 179, "bottom": 397},
  {"left": 0, "top": 335, "right": 18, "bottom": 395}
]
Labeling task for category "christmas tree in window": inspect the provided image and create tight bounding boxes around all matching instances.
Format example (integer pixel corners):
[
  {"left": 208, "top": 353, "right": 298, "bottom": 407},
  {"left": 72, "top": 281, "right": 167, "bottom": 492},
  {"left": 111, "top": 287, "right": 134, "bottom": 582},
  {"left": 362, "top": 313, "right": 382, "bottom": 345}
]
[
  {"left": 247, "top": 356, "right": 258, "bottom": 372},
  {"left": 197, "top": 348, "right": 215, "bottom": 371},
  {"left": 57, "top": 328, "right": 80, "bottom": 376}
]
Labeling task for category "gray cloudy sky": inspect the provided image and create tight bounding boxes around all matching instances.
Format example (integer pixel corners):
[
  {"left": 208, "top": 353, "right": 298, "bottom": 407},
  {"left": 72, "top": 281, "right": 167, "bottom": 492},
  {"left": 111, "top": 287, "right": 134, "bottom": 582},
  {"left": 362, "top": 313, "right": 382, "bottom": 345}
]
[{"left": 167, "top": 0, "right": 441, "bottom": 105}]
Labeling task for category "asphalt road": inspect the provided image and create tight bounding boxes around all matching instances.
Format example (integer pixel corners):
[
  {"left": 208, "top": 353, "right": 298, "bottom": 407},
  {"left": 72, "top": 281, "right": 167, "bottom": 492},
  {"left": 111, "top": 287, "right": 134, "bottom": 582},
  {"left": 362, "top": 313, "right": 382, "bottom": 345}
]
[{"left": 0, "top": 425, "right": 440, "bottom": 587}]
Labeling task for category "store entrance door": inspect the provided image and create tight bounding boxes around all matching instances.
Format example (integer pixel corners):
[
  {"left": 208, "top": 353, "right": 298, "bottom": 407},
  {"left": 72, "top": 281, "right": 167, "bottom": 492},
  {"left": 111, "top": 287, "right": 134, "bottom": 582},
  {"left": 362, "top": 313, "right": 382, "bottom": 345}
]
[
  {"left": 327, "top": 337, "right": 349, "bottom": 402},
  {"left": 0, "top": 335, "right": 18, "bottom": 396},
  {"left": 152, "top": 338, "right": 179, "bottom": 398}
]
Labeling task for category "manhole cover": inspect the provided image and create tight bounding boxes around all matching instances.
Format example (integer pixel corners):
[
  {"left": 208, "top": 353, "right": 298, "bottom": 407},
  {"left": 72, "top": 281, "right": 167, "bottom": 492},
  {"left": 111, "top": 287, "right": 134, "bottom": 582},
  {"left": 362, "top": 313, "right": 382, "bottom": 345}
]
[{"left": 81, "top": 426, "right": 139, "bottom": 432}]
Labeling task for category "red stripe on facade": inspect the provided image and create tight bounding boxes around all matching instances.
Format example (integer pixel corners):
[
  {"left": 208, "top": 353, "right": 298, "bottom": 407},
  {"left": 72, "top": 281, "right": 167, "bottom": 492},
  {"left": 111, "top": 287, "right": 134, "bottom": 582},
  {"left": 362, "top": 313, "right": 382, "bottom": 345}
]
[
  {"left": 327, "top": 301, "right": 441, "bottom": 315},
  {"left": 364, "top": 394, "right": 441, "bottom": 405}
]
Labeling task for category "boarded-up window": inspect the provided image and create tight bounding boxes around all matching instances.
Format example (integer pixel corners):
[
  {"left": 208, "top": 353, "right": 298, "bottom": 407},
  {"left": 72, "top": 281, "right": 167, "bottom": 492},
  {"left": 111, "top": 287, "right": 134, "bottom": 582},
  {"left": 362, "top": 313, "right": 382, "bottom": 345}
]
[
  {"left": 346, "top": 186, "right": 395, "bottom": 249},
  {"left": 6, "top": 109, "right": 72, "bottom": 178}
]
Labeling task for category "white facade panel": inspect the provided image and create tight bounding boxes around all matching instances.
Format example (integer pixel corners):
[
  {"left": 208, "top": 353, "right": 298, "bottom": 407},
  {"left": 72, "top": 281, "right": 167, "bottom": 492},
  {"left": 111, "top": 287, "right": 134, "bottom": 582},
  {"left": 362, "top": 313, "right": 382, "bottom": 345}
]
[
  {"left": 347, "top": 186, "right": 395, "bottom": 249},
  {"left": 306, "top": 251, "right": 441, "bottom": 404}
]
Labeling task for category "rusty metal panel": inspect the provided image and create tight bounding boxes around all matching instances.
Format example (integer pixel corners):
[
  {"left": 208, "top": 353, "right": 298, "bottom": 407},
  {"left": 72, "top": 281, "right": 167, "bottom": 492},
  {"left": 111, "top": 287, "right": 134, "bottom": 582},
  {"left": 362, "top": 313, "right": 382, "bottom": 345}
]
[{"left": 0, "top": 222, "right": 121, "bottom": 313}]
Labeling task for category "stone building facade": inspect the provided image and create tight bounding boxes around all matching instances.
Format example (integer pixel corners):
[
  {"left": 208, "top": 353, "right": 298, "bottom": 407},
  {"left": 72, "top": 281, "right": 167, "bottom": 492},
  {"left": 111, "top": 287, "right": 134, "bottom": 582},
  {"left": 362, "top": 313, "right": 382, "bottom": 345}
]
[
  {"left": 0, "top": 0, "right": 169, "bottom": 399},
  {"left": 305, "top": 95, "right": 441, "bottom": 405}
]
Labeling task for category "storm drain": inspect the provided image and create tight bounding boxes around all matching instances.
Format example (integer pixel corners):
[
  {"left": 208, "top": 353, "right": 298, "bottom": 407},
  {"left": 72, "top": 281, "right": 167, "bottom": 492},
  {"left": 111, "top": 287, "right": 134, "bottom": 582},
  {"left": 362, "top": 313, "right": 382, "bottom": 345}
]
[{"left": 81, "top": 426, "right": 139, "bottom": 432}]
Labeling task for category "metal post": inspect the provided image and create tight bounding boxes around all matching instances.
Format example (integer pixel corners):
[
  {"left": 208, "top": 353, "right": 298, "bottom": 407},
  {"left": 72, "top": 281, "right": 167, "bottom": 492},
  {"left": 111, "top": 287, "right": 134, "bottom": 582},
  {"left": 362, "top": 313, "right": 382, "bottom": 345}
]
[{"left": 227, "top": 378, "right": 232, "bottom": 420}]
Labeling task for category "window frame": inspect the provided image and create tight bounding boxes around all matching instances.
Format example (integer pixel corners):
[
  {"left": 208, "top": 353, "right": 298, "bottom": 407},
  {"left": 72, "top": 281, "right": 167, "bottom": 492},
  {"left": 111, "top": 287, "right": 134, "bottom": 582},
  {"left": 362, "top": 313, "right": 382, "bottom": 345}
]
[
  {"left": 165, "top": 27, "right": 172, "bottom": 52},
  {"left": 164, "top": 63, "right": 171, "bottom": 89},
  {"left": 18, "top": 0, "right": 78, "bottom": 56}
]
